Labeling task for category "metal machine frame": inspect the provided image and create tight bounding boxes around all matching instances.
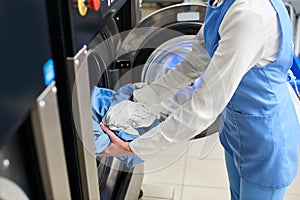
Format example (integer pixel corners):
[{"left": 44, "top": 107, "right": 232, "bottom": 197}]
[{"left": 45, "top": 0, "right": 143, "bottom": 199}]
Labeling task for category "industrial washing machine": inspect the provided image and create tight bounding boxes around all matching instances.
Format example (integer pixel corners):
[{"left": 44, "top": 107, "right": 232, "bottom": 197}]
[
  {"left": 0, "top": 0, "right": 141, "bottom": 199},
  {"left": 0, "top": 0, "right": 218, "bottom": 199},
  {"left": 0, "top": 0, "right": 71, "bottom": 199},
  {"left": 45, "top": 0, "right": 145, "bottom": 199}
]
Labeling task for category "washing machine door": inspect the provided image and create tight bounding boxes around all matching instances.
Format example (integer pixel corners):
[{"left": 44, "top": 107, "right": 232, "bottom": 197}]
[
  {"left": 118, "top": 3, "right": 220, "bottom": 139},
  {"left": 87, "top": 18, "right": 143, "bottom": 200},
  {"left": 87, "top": 17, "right": 120, "bottom": 198},
  {"left": 87, "top": 18, "right": 121, "bottom": 89}
]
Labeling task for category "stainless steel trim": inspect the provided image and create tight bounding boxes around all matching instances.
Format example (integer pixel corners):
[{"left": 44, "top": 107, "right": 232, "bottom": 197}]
[
  {"left": 124, "top": 163, "right": 144, "bottom": 200},
  {"left": 30, "top": 81, "right": 71, "bottom": 200},
  {"left": 67, "top": 46, "right": 100, "bottom": 200},
  {"left": 98, "top": 157, "right": 144, "bottom": 199},
  {"left": 131, "top": 0, "right": 141, "bottom": 27}
]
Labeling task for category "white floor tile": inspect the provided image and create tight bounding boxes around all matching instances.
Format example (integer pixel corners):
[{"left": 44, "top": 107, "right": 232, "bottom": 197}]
[
  {"left": 287, "top": 167, "right": 300, "bottom": 195},
  {"left": 186, "top": 137, "right": 210, "bottom": 158},
  {"left": 173, "top": 186, "right": 183, "bottom": 200},
  {"left": 201, "top": 136, "right": 225, "bottom": 160},
  {"left": 286, "top": 147, "right": 300, "bottom": 195},
  {"left": 141, "top": 184, "right": 174, "bottom": 199},
  {"left": 143, "top": 140, "right": 191, "bottom": 174},
  {"left": 285, "top": 194, "right": 300, "bottom": 200},
  {"left": 143, "top": 156, "right": 186, "bottom": 185},
  {"left": 140, "top": 197, "right": 171, "bottom": 200},
  {"left": 181, "top": 186, "right": 229, "bottom": 200},
  {"left": 287, "top": 162, "right": 300, "bottom": 195},
  {"left": 141, "top": 138, "right": 299, "bottom": 200},
  {"left": 184, "top": 157, "right": 229, "bottom": 189}
]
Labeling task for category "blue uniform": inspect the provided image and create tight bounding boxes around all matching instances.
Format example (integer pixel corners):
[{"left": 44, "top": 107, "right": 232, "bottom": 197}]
[{"left": 204, "top": 0, "right": 300, "bottom": 194}]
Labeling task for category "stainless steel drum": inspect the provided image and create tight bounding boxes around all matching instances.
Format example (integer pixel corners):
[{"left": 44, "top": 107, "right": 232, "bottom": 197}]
[{"left": 142, "top": 35, "right": 202, "bottom": 114}]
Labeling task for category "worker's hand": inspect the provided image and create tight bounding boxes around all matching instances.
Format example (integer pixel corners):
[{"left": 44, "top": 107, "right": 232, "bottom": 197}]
[{"left": 99, "top": 123, "right": 135, "bottom": 157}]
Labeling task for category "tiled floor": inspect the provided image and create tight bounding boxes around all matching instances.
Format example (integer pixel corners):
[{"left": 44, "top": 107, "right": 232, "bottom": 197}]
[{"left": 140, "top": 134, "right": 300, "bottom": 200}]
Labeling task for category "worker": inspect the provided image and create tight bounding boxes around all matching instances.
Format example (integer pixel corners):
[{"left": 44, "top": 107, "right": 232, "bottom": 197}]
[{"left": 99, "top": 0, "right": 300, "bottom": 199}]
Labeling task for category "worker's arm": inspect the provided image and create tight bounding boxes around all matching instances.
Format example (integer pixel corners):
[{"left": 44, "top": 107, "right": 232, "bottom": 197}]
[
  {"left": 133, "top": 27, "right": 210, "bottom": 107},
  {"left": 130, "top": 7, "right": 266, "bottom": 160}
]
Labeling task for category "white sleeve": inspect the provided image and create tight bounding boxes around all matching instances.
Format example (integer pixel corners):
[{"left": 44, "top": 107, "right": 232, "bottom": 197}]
[
  {"left": 130, "top": 8, "right": 266, "bottom": 160},
  {"left": 149, "top": 27, "right": 210, "bottom": 101}
]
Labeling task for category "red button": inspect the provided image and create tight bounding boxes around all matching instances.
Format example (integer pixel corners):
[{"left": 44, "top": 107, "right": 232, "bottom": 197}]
[{"left": 88, "top": 0, "right": 100, "bottom": 11}]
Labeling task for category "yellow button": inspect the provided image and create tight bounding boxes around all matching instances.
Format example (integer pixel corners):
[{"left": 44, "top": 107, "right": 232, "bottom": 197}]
[{"left": 78, "top": 0, "right": 88, "bottom": 16}]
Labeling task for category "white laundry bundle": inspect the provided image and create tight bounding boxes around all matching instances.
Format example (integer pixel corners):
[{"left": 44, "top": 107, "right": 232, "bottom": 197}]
[{"left": 102, "top": 100, "right": 159, "bottom": 137}]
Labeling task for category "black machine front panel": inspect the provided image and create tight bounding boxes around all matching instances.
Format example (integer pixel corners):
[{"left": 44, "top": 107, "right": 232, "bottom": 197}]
[
  {"left": 0, "top": 0, "right": 53, "bottom": 198},
  {"left": 44, "top": 0, "right": 136, "bottom": 199},
  {"left": 0, "top": 0, "right": 53, "bottom": 143},
  {"left": 63, "top": 0, "right": 127, "bottom": 56},
  {"left": 0, "top": 117, "right": 45, "bottom": 199}
]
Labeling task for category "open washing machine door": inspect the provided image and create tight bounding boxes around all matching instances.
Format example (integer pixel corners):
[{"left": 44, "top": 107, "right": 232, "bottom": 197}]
[{"left": 87, "top": 17, "right": 144, "bottom": 200}]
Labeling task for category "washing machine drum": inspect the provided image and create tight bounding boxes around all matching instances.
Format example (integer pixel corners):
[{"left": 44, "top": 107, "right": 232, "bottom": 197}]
[{"left": 142, "top": 35, "right": 202, "bottom": 114}]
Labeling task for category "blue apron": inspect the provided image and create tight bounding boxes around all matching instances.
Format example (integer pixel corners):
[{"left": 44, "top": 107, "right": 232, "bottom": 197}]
[{"left": 204, "top": 0, "right": 300, "bottom": 188}]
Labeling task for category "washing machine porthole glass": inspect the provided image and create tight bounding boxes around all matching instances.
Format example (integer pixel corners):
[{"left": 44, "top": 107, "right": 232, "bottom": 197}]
[{"left": 142, "top": 35, "right": 203, "bottom": 115}]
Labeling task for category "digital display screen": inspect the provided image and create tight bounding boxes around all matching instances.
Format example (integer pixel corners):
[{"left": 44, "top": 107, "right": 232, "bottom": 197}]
[{"left": 43, "top": 59, "right": 55, "bottom": 86}]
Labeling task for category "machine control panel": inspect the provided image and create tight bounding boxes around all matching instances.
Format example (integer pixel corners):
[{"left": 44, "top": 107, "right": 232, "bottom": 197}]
[
  {"left": 76, "top": 0, "right": 125, "bottom": 16},
  {"left": 69, "top": 0, "right": 127, "bottom": 55},
  {"left": 77, "top": 0, "right": 100, "bottom": 16},
  {"left": 107, "top": 0, "right": 115, "bottom": 6}
]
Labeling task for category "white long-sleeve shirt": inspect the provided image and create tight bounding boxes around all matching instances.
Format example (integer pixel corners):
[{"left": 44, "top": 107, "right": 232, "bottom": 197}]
[{"left": 130, "top": 0, "right": 300, "bottom": 160}]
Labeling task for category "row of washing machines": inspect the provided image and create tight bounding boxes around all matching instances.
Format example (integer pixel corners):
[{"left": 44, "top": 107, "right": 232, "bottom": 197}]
[
  {"left": 0, "top": 0, "right": 219, "bottom": 199},
  {"left": 1, "top": 0, "right": 300, "bottom": 199}
]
